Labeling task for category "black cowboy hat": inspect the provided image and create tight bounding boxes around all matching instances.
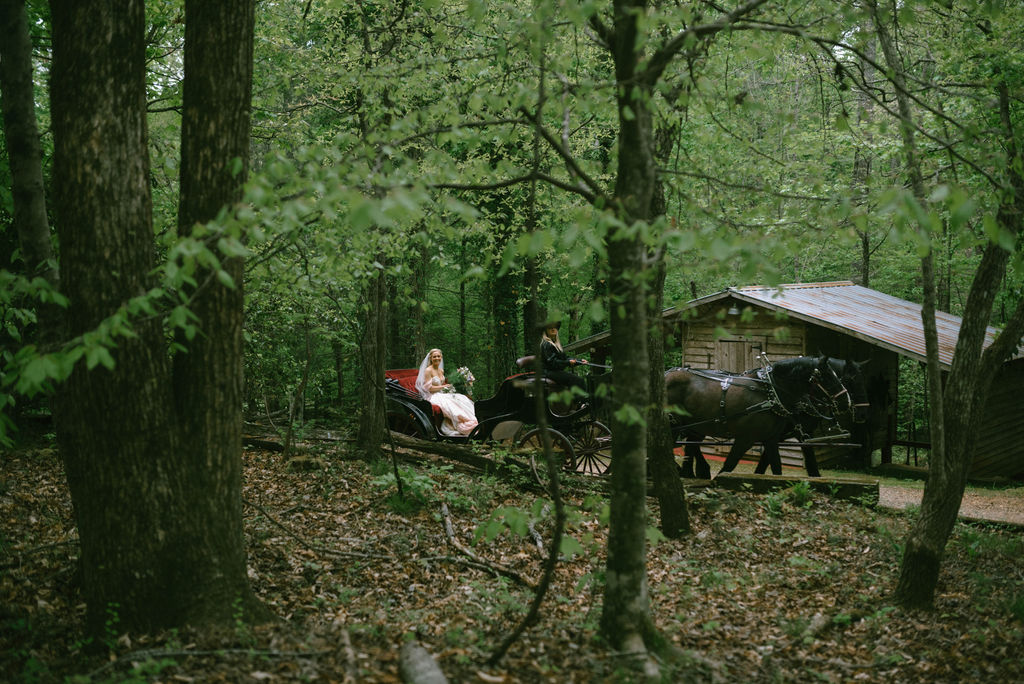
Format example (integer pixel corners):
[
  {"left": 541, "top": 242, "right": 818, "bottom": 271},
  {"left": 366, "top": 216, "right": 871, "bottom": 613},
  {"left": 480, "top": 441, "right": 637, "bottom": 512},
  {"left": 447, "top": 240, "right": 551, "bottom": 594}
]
[{"left": 536, "top": 319, "right": 561, "bottom": 331}]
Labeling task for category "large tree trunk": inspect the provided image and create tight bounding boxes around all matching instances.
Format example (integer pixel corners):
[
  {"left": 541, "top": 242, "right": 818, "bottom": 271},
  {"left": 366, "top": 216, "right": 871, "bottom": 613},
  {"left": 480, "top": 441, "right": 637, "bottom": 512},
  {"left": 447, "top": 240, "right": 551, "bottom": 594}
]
[
  {"left": 172, "top": 0, "right": 262, "bottom": 622},
  {"left": 50, "top": 0, "right": 263, "bottom": 637},
  {"left": 598, "top": 0, "right": 657, "bottom": 651}
]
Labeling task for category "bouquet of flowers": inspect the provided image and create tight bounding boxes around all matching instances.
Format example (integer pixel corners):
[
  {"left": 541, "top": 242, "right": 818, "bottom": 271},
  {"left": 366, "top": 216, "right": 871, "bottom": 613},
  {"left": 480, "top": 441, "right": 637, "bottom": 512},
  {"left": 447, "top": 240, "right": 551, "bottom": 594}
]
[{"left": 449, "top": 366, "right": 476, "bottom": 397}]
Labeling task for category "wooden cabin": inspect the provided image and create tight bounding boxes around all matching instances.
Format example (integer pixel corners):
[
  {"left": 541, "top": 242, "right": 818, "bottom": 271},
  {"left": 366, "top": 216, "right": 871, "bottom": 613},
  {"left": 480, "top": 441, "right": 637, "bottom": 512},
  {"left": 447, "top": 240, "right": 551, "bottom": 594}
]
[{"left": 566, "top": 281, "right": 1024, "bottom": 479}]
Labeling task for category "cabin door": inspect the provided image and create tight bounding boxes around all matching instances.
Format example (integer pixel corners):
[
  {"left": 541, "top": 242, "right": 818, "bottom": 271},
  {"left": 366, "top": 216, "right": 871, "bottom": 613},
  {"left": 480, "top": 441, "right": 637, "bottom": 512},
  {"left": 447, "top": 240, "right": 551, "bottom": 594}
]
[{"left": 716, "top": 338, "right": 765, "bottom": 373}]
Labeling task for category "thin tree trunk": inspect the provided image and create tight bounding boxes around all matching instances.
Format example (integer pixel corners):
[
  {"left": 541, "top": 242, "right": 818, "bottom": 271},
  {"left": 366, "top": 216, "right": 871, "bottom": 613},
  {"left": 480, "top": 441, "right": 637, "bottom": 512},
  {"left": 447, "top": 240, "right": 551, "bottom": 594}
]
[
  {"left": 460, "top": 238, "right": 467, "bottom": 362},
  {"left": 647, "top": 126, "right": 689, "bottom": 538},
  {"left": 356, "top": 263, "right": 387, "bottom": 458},
  {"left": 332, "top": 339, "right": 346, "bottom": 406},
  {"left": 0, "top": 0, "right": 60, "bottom": 341},
  {"left": 413, "top": 241, "right": 427, "bottom": 364},
  {"left": 283, "top": 320, "right": 312, "bottom": 456},
  {"left": 599, "top": 0, "right": 657, "bottom": 652},
  {"left": 872, "top": 1, "right": 1024, "bottom": 608}
]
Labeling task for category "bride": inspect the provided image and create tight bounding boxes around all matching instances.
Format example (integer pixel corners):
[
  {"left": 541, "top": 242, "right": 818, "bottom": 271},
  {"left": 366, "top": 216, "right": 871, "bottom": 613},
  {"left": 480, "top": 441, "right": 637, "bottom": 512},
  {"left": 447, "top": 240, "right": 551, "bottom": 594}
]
[{"left": 415, "top": 348, "right": 478, "bottom": 436}]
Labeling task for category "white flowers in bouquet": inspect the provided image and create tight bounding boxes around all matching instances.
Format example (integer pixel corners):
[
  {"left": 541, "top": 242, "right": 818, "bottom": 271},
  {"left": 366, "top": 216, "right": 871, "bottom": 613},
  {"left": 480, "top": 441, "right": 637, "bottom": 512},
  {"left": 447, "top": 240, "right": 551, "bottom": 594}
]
[
  {"left": 449, "top": 366, "right": 476, "bottom": 397},
  {"left": 456, "top": 366, "right": 475, "bottom": 384}
]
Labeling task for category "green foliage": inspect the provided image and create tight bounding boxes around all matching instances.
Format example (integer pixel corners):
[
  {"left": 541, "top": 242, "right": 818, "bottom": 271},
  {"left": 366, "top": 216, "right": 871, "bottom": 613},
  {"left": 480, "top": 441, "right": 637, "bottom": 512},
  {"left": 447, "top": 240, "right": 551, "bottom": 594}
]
[
  {"left": 784, "top": 481, "right": 815, "bottom": 509},
  {"left": 370, "top": 466, "right": 438, "bottom": 513},
  {"left": 474, "top": 499, "right": 549, "bottom": 544},
  {"left": 955, "top": 527, "right": 1024, "bottom": 561}
]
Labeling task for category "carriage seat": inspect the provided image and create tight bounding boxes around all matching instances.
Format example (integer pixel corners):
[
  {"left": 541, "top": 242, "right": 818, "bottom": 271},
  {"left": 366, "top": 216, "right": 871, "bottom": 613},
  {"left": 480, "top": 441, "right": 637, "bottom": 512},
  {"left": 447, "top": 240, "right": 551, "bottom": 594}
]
[
  {"left": 384, "top": 369, "right": 444, "bottom": 425},
  {"left": 514, "top": 355, "right": 569, "bottom": 390},
  {"left": 516, "top": 355, "right": 537, "bottom": 370}
]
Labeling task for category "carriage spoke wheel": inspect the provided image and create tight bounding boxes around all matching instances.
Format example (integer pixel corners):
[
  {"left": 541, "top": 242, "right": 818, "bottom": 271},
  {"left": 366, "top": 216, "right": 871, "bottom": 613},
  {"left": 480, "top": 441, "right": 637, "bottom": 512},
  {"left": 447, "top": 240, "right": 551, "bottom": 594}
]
[
  {"left": 387, "top": 410, "right": 425, "bottom": 439},
  {"left": 571, "top": 420, "right": 612, "bottom": 476},
  {"left": 518, "top": 427, "right": 576, "bottom": 487}
]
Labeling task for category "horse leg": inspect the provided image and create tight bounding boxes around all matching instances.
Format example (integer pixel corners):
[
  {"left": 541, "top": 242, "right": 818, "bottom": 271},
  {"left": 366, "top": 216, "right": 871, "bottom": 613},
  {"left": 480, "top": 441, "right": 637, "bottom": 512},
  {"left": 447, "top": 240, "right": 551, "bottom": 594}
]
[
  {"left": 694, "top": 446, "right": 711, "bottom": 480},
  {"left": 802, "top": 445, "right": 821, "bottom": 477},
  {"left": 767, "top": 442, "right": 783, "bottom": 475},
  {"left": 719, "top": 438, "right": 753, "bottom": 474},
  {"left": 755, "top": 441, "right": 782, "bottom": 475},
  {"left": 679, "top": 441, "right": 696, "bottom": 478},
  {"left": 753, "top": 446, "right": 770, "bottom": 475}
]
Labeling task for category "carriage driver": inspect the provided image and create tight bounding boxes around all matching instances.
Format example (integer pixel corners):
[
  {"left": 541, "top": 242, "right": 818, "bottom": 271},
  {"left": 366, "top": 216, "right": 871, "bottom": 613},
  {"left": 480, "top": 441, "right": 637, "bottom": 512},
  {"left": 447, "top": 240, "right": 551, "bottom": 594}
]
[{"left": 539, "top": 320, "right": 588, "bottom": 395}]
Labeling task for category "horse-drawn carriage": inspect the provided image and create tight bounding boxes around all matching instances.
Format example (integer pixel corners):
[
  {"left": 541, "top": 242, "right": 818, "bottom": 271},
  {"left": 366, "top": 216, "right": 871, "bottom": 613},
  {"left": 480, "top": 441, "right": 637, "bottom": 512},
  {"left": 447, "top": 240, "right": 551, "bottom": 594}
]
[
  {"left": 387, "top": 352, "right": 869, "bottom": 483},
  {"left": 385, "top": 358, "right": 613, "bottom": 483}
]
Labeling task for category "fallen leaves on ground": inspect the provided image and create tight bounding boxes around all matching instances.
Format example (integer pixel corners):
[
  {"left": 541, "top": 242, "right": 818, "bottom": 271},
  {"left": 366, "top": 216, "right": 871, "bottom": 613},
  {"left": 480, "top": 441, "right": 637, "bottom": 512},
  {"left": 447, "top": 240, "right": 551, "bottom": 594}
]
[{"left": 2, "top": 440, "right": 1023, "bottom": 682}]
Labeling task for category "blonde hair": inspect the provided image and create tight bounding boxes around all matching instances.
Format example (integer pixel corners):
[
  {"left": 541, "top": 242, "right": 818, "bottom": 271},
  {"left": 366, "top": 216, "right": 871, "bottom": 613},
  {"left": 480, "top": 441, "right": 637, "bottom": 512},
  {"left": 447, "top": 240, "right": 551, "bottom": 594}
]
[{"left": 541, "top": 330, "right": 562, "bottom": 352}]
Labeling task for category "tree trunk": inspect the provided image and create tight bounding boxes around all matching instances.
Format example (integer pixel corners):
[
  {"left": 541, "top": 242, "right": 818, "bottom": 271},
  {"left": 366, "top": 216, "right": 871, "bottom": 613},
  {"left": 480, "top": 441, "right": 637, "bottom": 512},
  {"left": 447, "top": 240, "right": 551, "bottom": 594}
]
[
  {"left": 172, "top": 0, "right": 263, "bottom": 623},
  {"left": 49, "top": 0, "right": 263, "bottom": 636},
  {"left": 871, "top": 1, "right": 1024, "bottom": 608},
  {"left": 852, "top": 28, "right": 875, "bottom": 288},
  {"left": 0, "top": 0, "right": 60, "bottom": 341},
  {"left": 646, "top": 255, "right": 689, "bottom": 537},
  {"left": 647, "top": 125, "right": 688, "bottom": 537},
  {"left": 332, "top": 339, "right": 346, "bottom": 406},
  {"left": 598, "top": 0, "right": 657, "bottom": 650},
  {"left": 895, "top": 82, "right": 1024, "bottom": 602},
  {"left": 356, "top": 262, "right": 387, "bottom": 458},
  {"left": 493, "top": 267, "right": 520, "bottom": 375},
  {"left": 413, "top": 241, "right": 427, "bottom": 364}
]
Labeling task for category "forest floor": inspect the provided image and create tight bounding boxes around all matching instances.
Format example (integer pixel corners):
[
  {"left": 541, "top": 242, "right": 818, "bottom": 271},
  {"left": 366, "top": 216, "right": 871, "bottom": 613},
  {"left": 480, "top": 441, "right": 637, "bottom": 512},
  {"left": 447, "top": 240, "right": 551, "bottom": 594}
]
[{"left": 2, "top": 436, "right": 1023, "bottom": 683}]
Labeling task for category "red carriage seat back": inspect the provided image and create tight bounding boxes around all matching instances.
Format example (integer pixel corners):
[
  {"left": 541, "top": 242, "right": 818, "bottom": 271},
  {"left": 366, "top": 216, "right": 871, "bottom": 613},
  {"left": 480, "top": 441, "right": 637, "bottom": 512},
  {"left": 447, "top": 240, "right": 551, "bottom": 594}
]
[{"left": 385, "top": 368, "right": 444, "bottom": 423}]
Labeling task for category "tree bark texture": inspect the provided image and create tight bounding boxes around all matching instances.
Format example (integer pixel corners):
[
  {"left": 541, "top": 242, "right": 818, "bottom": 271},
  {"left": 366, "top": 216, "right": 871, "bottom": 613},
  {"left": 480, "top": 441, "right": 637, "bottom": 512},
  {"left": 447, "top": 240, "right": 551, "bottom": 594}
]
[
  {"left": 598, "top": 0, "right": 656, "bottom": 649},
  {"left": 50, "top": 0, "right": 262, "bottom": 635},
  {"left": 0, "top": 0, "right": 51, "bottom": 276},
  {"left": 646, "top": 124, "right": 689, "bottom": 538},
  {"left": 0, "top": 0, "right": 60, "bottom": 341},
  {"left": 174, "top": 0, "right": 260, "bottom": 619}
]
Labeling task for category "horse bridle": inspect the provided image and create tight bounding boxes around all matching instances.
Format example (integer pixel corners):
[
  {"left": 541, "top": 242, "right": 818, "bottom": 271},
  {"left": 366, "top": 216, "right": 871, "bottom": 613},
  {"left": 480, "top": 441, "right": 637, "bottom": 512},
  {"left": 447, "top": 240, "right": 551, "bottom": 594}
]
[
  {"left": 758, "top": 355, "right": 852, "bottom": 424},
  {"left": 806, "top": 364, "right": 853, "bottom": 421}
]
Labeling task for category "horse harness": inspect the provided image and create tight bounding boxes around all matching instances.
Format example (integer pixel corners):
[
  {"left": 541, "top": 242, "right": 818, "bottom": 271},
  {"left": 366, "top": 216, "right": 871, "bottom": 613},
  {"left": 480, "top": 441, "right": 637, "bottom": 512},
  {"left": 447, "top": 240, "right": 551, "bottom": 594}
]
[
  {"left": 674, "top": 361, "right": 849, "bottom": 435},
  {"left": 673, "top": 367, "right": 779, "bottom": 430}
]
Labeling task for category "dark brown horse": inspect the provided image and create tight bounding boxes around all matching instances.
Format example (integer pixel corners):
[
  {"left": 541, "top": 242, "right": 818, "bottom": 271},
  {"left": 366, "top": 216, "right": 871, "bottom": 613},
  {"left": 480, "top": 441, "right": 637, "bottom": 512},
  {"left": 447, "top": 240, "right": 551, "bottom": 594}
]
[
  {"left": 753, "top": 358, "right": 870, "bottom": 477},
  {"left": 666, "top": 356, "right": 851, "bottom": 479}
]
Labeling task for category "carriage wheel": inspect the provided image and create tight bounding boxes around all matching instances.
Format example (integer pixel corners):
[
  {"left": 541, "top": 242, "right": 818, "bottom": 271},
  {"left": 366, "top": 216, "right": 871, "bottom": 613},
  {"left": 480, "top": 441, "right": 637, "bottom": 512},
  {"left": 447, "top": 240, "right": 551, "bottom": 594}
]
[
  {"left": 387, "top": 410, "right": 426, "bottom": 439},
  {"left": 571, "top": 420, "right": 612, "bottom": 476},
  {"left": 518, "top": 427, "right": 576, "bottom": 487}
]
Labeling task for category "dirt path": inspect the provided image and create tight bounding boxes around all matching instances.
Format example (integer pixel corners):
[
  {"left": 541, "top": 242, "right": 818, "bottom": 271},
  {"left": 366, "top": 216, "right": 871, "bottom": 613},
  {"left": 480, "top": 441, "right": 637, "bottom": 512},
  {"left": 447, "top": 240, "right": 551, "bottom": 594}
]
[{"left": 878, "top": 484, "right": 1024, "bottom": 527}]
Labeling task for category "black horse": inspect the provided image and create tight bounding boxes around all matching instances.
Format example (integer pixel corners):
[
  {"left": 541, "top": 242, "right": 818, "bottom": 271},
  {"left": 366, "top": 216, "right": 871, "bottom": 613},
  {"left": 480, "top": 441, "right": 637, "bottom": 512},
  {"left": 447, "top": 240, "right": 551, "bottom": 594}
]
[
  {"left": 753, "top": 359, "right": 870, "bottom": 477},
  {"left": 666, "top": 356, "right": 851, "bottom": 479}
]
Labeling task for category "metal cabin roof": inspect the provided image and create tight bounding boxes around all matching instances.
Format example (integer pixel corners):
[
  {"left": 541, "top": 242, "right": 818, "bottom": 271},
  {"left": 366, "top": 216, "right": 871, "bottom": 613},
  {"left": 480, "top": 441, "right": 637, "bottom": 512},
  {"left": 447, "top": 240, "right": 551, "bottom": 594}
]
[
  {"left": 567, "top": 281, "right": 1020, "bottom": 369},
  {"left": 725, "top": 281, "right": 968, "bottom": 367}
]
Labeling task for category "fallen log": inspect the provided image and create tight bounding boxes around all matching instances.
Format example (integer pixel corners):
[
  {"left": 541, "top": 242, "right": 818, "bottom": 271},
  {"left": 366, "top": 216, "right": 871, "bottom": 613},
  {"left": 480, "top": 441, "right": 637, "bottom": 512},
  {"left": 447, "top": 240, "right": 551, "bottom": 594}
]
[
  {"left": 388, "top": 431, "right": 530, "bottom": 477},
  {"left": 243, "top": 437, "right": 284, "bottom": 452}
]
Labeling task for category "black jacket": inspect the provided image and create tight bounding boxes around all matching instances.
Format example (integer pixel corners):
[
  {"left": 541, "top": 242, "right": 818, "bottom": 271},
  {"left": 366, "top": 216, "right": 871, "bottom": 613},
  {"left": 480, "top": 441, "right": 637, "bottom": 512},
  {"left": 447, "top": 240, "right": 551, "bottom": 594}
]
[{"left": 540, "top": 340, "right": 571, "bottom": 371}]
